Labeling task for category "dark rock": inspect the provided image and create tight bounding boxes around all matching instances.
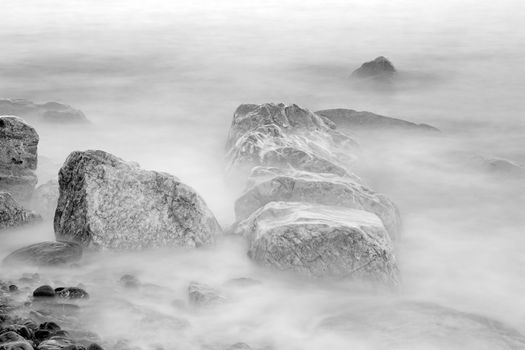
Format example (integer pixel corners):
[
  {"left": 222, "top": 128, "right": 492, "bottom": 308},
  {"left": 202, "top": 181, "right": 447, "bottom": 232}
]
[
  {"left": 315, "top": 109, "right": 439, "bottom": 133},
  {"left": 351, "top": 56, "right": 396, "bottom": 80},
  {"left": 54, "top": 150, "right": 222, "bottom": 249},
  {"left": 54, "top": 288, "right": 89, "bottom": 300},
  {"left": 86, "top": 344, "right": 103, "bottom": 350},
  {"left": 188, "top": 282, "right": 226, "bottom": 307},
  {"left": 119, "top": 275, "right": 139, "bottom": 289},
  {"left": 37, "top": 335, "right": 76, "bottom": 350},
  {"left": 34, "top": 329, "right": 52, "bottom": 342},
  {"left": 3, "top": 241, "right": 82, "bottom": 266},
  {"left": 32, "top": 286, "right": 55, "bottom": 298},
  {"left": 7, "top": 286, "right": 18, "bottom": 293},
  {"left": 0, "top": 116, "right": 39, "bottom": 202},
  {"left": 0, "top": 192, "right": 41, "bottom": 231},
  {"left": 0, "top": 99, "right": 88, "bottom": 124}
]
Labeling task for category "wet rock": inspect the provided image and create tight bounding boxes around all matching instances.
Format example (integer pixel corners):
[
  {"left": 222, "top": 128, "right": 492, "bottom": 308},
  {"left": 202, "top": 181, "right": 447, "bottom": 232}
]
[
  {"left": 0, "top": 99, "right": 88, "bottom": 124},
  {"left": 3, "top": 241, "right": 82, "bottom": 266},
  {"left": 29, "top": 180, "right": 59, "bottom": 220},
  {"left": 37, "top": 336, "right": 76, "bottom": 350},
  {"left": 316, "top": 109, "right": 439, "bottom": 133},
  {"left": 0, "top": 116, "right": 39, "bottom": 202},
  {"left": 0, "top": 192, "right": 41, "bottom": 231},
  {"left": 0, "top": 341, "right": 33, "bottom": 350},
  {"left": 7, "top": 286, "right": 18, "bottom": 293},
  {"left": 351, "top": 56, "right": 396, "bottom": 80},
  {"left": 235, "top": 168, "right": 401, "bottom": 239},
  {"left": 54, "top": 150, "right": 222, "bottom": 249},
  {"left": 188, "top": 282, "right": 226, "bottom": 307},
  {"left": 235, "top": 202, "right": 399, "bottom": 283},
  {"left": 54, "top": 288, "right": 89, "bottom": 300},
  {"left": 119, "top": 275, "right": 140, "bottom": 289},
  {"left": 33, "top": 286, "right": 55, "bottom": 298},
  {"left": 87, "top": 344, "right": 103, "bottom": 350}
]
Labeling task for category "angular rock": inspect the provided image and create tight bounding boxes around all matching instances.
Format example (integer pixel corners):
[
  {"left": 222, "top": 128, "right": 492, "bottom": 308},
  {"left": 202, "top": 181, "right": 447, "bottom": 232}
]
[
  {"left": 0, "top": 116, "right": 39, "bottom": 201},
  {"left": 3, "top": 241, "right": 82, "bottom": 266},
  {"left": 188, "top": 282, "right": 226, "bottom": 307},
  {"left": 29, "top": 180, "right": 59, "bottom": 220},
  {"left": 235, "top": 168, "right": 400, "bottom": 239},
  {"left": 0, "top": 99, "right": 88, "bottom": 124},
  {"left": 351, "top": 56, "right": 396, "bottom": 80},
  {"left": 54, "top": 150, "right": 222, "bottom": 249},
  {"left": 226, "top": 103, "right": 358, "bottom": 178},
  {"left": 0, "top": 192, "right": 41, "bottom": 231},
  {"left": 315, "top": 109, "right": 439, "bottom": 133},
  {"left": 234, "top": 202, "right": 399, "bottom": 283}
]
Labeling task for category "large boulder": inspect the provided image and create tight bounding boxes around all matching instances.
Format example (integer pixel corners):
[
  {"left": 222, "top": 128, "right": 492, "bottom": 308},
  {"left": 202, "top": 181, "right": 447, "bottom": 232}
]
[
  {"left": 0, "top": 99, "right": 88, "bottom": 124},
  {"left": 351, "top": 56, "right": 396, "bottom": 80},
  {"left": 54, "top": 150, "right": 222, "bottom": 249},
  {"left": 234, "top": 201, "right": 399, "bottom": 283},
  {"left": 0, "top": 116, "right": 39, "bottom": 201},
  {"left": 226, "top": 103, "right": 358, "bottom": 178},
  {"left": 2, "top": 241, "right": 82, "bottom": 266},
  {"left": 0, "top": 192, "right": 41, "bottom": 231},
  {"left": 235, "top": 168, "right": 400, "bottom": 239},
  {"left": 316, "top": 108, "right": 439, "bottom": 133}
]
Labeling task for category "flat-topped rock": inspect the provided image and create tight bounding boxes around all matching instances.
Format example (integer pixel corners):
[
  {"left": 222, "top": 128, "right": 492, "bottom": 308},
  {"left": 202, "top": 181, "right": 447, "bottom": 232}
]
[
  {"left": 0, "top": 99, "right": 88, "bottom": 123},
  {"left": 0, "top": 116, "right": 39, "bottom": 201},
  {"left": 0, "top": 192, "right": 41, "bottom": 231},
  {"left": 235, "top": 168, "right": 400, "bottom": 239},
  {"left": 234, "top": 201, "right": 399, "bottom": 283},
  {"left": 351, "top": 56, "right": 396, "bottom": 80},
  {"left": 3, "top": 241, "right": 82, "bottom": 266},
  {"left": 316, "top": 108, "right": 439, "bottom": 133},
  {"left": 54, "top": 150, "right": 222, "bottom": 249}
]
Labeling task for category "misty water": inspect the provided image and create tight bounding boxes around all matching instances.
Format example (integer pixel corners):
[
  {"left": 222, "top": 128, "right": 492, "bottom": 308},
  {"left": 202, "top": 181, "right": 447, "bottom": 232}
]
[{"left": 1, "top": 0, "right": 525, "bottom": 349}]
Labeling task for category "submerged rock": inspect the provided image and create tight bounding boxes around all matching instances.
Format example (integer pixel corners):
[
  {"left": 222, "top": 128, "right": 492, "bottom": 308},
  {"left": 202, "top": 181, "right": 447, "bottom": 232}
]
[
  {"left": 235, "top": 202, "right": 399, "bottom": 283},
  {"left": 2, "top": 241, "right": 82, "bottom": 266},
  {"left": 0, "top": 116, "right": 39, "bottom": 201},
  {"left": 351, "top": 56, "right": 396, "bottom": 80},
  {"left": 0, "top": 192, "right": 41, "bottom": 231},
  {"left": 316, "top": 108, "right": 439, "bottom": 133},
  {"left": 29, "top": 180, "right": 59, "bottom": 220},
  {"left": 235, "top": 168, "right": 400, "bottom": 239},
  {"left": 0, "top": 99, "right": 88, "bottom": 124},
  {"left": 188, "top": 282, "right": 226, "bottom": 307},
  {"left": 54, "top": 150, "right": 222, "bottom": 249},
  {"left": 318, "top": 300, "right": 525, "bottom": 349}
]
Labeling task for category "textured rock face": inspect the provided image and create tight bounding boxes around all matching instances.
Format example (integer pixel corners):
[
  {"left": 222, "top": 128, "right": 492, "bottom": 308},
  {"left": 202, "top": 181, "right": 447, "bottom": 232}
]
[
  {"left": 188, "top": 282, "right": 226, "bottom": 307},
  {"left": 316, "top": 109, "right": 439, "bottom": 133},
  {"left": 2, "top": 241, "right": 82, "bottom": 266},
  {"left": 0, "top": 192, "right": 41, "bottom": 231},
  {"left": 29, "top": 180, "right": 59, "bottom": 220},
  {"left": 235, "top": 202, "right": 399, "bottom": 283},
  {"left": 0, "top": 116, "right": 39, "bottom": 201},
  {"left": 54, "top": 150, "right": 222, "bottom": 249},
  {"left": 0, "top": 99, "right": 88, "bottom": 123},
  {"left": 226, "top": 103, "right": 400, "bottom": 283},
  {"left": 226, "top": 103, "right": 358, "bottom": 178},
  {"left": 235, "top": 168, "right": 400, "bottom": 239},
  {"left": 351, "top": 56, "right": 396, "bottom": 80}
]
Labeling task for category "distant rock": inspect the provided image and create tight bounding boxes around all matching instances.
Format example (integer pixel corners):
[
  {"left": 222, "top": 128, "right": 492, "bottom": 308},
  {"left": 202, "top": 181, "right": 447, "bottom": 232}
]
[
  {"left": 3, "top": 241, "right": 82, "bottom": 266},
  {"left": 234, "top": 202, "right": 399, "bottom": 283},
  {"left": 235, "top": 167, "right": 400, "bottom": 239},
  {"left": 0, "top": 99, "right": 88, "bottom": 124},
  {"left": 29, "top": 180, "right": 59, "bottom": 220},
  {"left": 54, "top": 150, "right": 222, "bottom": 249},
  {"left": 351, "top": 56, "right": 396, "bottom": 80},
  {"left": 0, "top": 192, "right": 41, "bottom": 231},
  {"left": 0, "top": 116, "right": 39, "bottom": 201},
  {"left": 452, "top": 152, "right": 525, "bottom": 177},
  {"left": 188, "top": 282, "right": 226, "bottom": 307},
  {"left": 315, "top": 109, "right": 439, "bottom": 133}
]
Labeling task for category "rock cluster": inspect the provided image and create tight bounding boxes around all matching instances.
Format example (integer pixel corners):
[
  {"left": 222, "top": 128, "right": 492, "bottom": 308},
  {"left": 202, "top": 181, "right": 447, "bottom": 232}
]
[
  {"left": 0, "top": 116, "right": 39, "bottom": 202},
  {"left": 226, "top": 103, "right": 400, "bottom": 283},
  {"left": 54, "top": 150, "right": 222, "bottom": 249},
  {"left": 0, "top": 99, "right": 88, "bottom": 124}
]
